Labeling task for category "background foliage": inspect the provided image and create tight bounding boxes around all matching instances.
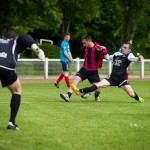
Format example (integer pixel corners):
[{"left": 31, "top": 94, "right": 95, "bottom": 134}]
[{"left": 0, "top": 0, "right": 150, "bottom": 58}]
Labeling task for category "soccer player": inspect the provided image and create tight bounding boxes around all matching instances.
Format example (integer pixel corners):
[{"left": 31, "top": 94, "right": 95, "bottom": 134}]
[
  {"left": 70, "top": 42, "right": 144, "bottom": 103},
  {"left": 60, "top": 35, "right": 108, "bottom": 102},
  {"left": 54, "top": 32, "right": 73, "bottom": 88},
  {"left": 118, "top": 40, "right": 132, "bottom": 80},
  {"left": 0, "top": 27, "right": 45, "bottom": 130}
]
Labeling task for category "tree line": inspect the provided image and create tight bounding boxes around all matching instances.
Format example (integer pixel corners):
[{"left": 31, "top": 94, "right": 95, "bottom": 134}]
[{"left": 0, "top": 0, "right": 150, "bottom": 58}]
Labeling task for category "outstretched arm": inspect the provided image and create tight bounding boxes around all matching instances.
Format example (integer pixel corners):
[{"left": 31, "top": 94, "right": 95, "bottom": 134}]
[
  {"left": 17, "top": 34, "right": 45, "bottom": 60},
  {"left": 31, "top": 44, "right": 45, "bottom": 61},
  {"left": 128, "top": 53, "right": 144, "bottom": 62}
]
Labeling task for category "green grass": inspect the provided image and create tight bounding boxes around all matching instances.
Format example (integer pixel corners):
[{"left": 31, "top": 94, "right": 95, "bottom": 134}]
[{"left": 0, "top": 81, "right": 150, "bottom": 150}]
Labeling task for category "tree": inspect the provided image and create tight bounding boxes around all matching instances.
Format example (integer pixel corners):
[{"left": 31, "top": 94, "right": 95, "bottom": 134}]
[
  {"left": 57, "top": 0, "right": 101, "bottom": 35},
  {"left": 119, "top": 0, "right": 149, "bottom": 42},
  {"left": 0, "top": 0, "right": 62, "bottom": 35}
]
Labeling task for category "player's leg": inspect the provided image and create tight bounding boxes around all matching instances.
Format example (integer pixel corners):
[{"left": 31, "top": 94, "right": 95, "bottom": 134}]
[
  {"left": 54, "top": 73, "right": 64, "bottom": 88},
  {"left": 88, "top": 70, "right": 101, "bottom": 101},
  {"left": 63, "top": 62, "right": 70, "bottom": 88},
  {"left": 77, "top": 79, "right": 110, "bottom": 94},
  {"left": 7, "top": 78, "right": 22, "bottom": 130},
  {"left": 60, "top": 68, "right": 85, "bottom": 102},
  {"left": 54, "top": 61, "right": 67, "bottom": 88},
  {"left": 1, "top": 69, "right": 21, "bottom": 130},
  {"left": 121, "top": 85, "right": 144, "bottom": 103},
  {"left": 60, "top": 75, "right": 81, "bottom": 102}
]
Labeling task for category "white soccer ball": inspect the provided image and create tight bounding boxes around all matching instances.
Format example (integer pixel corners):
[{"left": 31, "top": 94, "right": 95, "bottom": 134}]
[{"left": 80, "top": 92, "right": 91, "bottom": 99}]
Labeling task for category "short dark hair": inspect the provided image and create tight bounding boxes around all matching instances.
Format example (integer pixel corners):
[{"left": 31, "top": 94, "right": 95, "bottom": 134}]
[
  {"left": 64, "top": 32, "right": 70, "bottom": 37},
  {"left": 3, "top": 27, "right": 17, "bottom": 39},
  {"left": 125, "top": 42, "right": 132, "bottom": 49},
  {"left": 81, "top": 35, "right": 92, "bottom": 42}
]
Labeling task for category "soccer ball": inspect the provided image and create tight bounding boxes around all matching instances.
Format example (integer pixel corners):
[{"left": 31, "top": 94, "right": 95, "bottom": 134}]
[{"left": 80, "top": 92, "right": 91, "bottom": 99}]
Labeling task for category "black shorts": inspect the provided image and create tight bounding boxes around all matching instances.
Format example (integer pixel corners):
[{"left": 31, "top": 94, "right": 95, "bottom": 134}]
[
  {"left": 105, "top": 75, "right": 129, "bottom": 87},
  {"left": 0, "top": 68, "right": 17, "bottom": 87},
  {"left": 61, "top": 61, "right": 70, "bottom": 72},
  {"left": 75, "top": 67, "right": 100, "bottom": 84}
]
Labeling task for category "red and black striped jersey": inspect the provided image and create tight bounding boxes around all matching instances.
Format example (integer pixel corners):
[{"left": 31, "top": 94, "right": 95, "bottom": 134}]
[{"left": 82, "top": 43, "right": 108, "bottom": 71}]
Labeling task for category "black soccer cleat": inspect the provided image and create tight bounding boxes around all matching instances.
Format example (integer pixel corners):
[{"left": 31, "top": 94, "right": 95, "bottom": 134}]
[
  {"left": 7, "top": 122, "right": 20, "bottom": 131},
  {"left": 60, "top": 93, "right": 70, "bottom": 102},
  {"left": 54, "top": 82, "right": 59, "bottom": 88}
]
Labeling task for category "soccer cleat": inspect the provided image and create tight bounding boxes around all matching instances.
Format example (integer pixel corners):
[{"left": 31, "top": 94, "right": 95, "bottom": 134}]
[
  {"left": 138, "top": 97, "right": 144, "bottom": 103},
  {"left": 60, "top": 93, "right": 70, "bottom": 102},
  {"left": 95, "top": 96, "right": 100, "bottom": 102},
  {"left": 54, "top": 82, "right": 59, "bottom": 88},
  {"left": 7, "top": 122, "right": 20, "bottom": 131},
  {"left": 70, "top": 84, "right": 80, "bottom": 96}
]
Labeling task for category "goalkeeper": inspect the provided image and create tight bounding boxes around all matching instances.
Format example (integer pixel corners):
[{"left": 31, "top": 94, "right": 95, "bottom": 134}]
[
  {"left": 71, "top": 42, "right": 144, "bottom": 103},
  {"left": 0, "top": 27, "right": 45, "bottom": 130}
]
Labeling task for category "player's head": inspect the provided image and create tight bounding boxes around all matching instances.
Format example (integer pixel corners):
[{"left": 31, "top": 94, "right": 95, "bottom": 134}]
[
  {"left": 122, "top": 42, "right": 132, "bottom": 54},
  {"left": 3, "top": 27, "right": 17, "bottom": 39},
  {"left": 81, "top": 35, "right": 93, "bottom": 48},
  {"left": 64, "top": 32, "right": 70, "bottom": 42}
]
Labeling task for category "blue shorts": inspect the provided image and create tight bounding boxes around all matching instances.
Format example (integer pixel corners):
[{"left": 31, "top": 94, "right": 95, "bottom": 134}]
[{"left": 61, "top": 61, "right": 70, "bottom": 72}]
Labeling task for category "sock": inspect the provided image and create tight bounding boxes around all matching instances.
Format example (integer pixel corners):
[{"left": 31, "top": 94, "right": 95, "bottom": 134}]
[
  {"left": 56, "top": 74, "right": 64, "bottom": 84},
  {"left": 67, "top": 92, "right": 72, "bottom": 98},
  {"left": 94, "top": 93, "right": 100, "bottom": 98},
  {"left": 125, "top": 71, "right": 128, "bottom": 80},
  {"left": 9, "top": 94, "right": 21, "bottom": 124},
  {"left": 64, "top": 76, "right": 70, "bottom": 88},
  {"left": 79, "top": 85, "right": 98, "bottom": 93},
  {"left": 134, "top": 92, "right": 139, "bottom": 100}
]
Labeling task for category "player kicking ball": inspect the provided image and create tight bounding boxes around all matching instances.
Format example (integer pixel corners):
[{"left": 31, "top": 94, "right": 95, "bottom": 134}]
[{"left": 70, "top": 42, "right": 144, "bottom": 103}]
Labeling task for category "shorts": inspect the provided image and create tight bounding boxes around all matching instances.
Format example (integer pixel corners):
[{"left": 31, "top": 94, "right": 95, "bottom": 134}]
[
  {"left": 105, "top": 75, "right": 129, "bottom": 87},
  {"left": 0, "top": 68, "right": 17, "bottom": 87},
  {"left": 61, "top": 61, "right": 70, "bottom": 72},
  {"left": 75, "top": 67, "right": 100, "bottom": 84}
]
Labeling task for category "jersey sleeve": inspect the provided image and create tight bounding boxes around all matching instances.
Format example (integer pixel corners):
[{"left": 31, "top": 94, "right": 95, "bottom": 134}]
[
  {"left": 17, "top": 34, "right": 35, "bottom": 53},
  {"left": 102, "top": 48, "right": 108, "bottom": 55},
  {"left": 128, "top": 53, "right": 138, "bottom": 62}
]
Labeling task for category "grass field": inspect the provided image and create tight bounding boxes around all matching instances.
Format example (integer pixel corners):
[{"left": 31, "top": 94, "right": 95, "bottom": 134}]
[{"left": 0, "top": 81, "right": 150, "bottom": 150}]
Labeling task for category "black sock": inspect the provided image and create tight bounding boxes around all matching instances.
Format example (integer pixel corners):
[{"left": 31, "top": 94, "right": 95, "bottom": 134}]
[
  {"left": 134, "top": 92, "right": 139, "bottom": 100},
  {"left": 9, "top": 94, "right": 21, "bottom": 124},
  {"left": 67, "top": 92, "right": 72, "bottom": 98},
  {"left": 79, "top": 85, "right": 98, "bottom": 93},
  {"left": 94, "top": 93, "right": 100, "bottom": 98}
]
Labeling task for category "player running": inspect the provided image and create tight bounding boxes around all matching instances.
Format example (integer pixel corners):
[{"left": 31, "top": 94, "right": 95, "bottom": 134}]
[
  {"left": 70, "top": 42, "right": 144, "bottom": 103},
  {"left": 60, "top": 35, "right": 108, "bottom": 102}
]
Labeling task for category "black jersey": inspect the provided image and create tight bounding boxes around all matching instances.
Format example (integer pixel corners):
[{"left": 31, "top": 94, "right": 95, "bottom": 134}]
[
  {"left": 111, "top": 53, "right": 130, "bottom": 77},
  {"left": 107, "top": 52, "right": 139, "bottom": 78},
  {"left": 0, "top": 34, "right": 35, "bottom": 70}
]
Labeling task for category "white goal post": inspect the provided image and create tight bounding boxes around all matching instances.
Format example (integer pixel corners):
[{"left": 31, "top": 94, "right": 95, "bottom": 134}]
[{"left": 39, "top": 39, "right": 53, "bottom": 45}]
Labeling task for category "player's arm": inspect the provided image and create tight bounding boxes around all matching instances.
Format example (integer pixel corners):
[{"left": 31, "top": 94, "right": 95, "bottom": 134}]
[
  {"left": 128, "top": 53, "right": 144, "bottom": 62},
  {"left": 31, "top": 44, "right": 45, "bottom": 61},
  {"left": 17, "top": 34, "right": 45, "bottom": 60},
  {"left": 63, "top": 46, "right": 73, "bottom": 62},
  {"left": 96, "top": 45, "right": 106, "bottom": 51},
  {"left": 104, "top": 54, "right": 114, "bottom": 61}
]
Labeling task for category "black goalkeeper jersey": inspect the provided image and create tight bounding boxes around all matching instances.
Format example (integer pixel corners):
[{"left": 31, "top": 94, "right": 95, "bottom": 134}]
[{"left": 0, "top": 34, "right": 35, "bottom": 70}]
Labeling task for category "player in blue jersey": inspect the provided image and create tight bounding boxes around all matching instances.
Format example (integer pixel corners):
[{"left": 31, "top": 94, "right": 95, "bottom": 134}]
[
  {"left": 54, "top": 32, "right": 73, "bottom": 88},
  {"left": 0, "top": 27, "right": 45, "bottom": 130}
]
